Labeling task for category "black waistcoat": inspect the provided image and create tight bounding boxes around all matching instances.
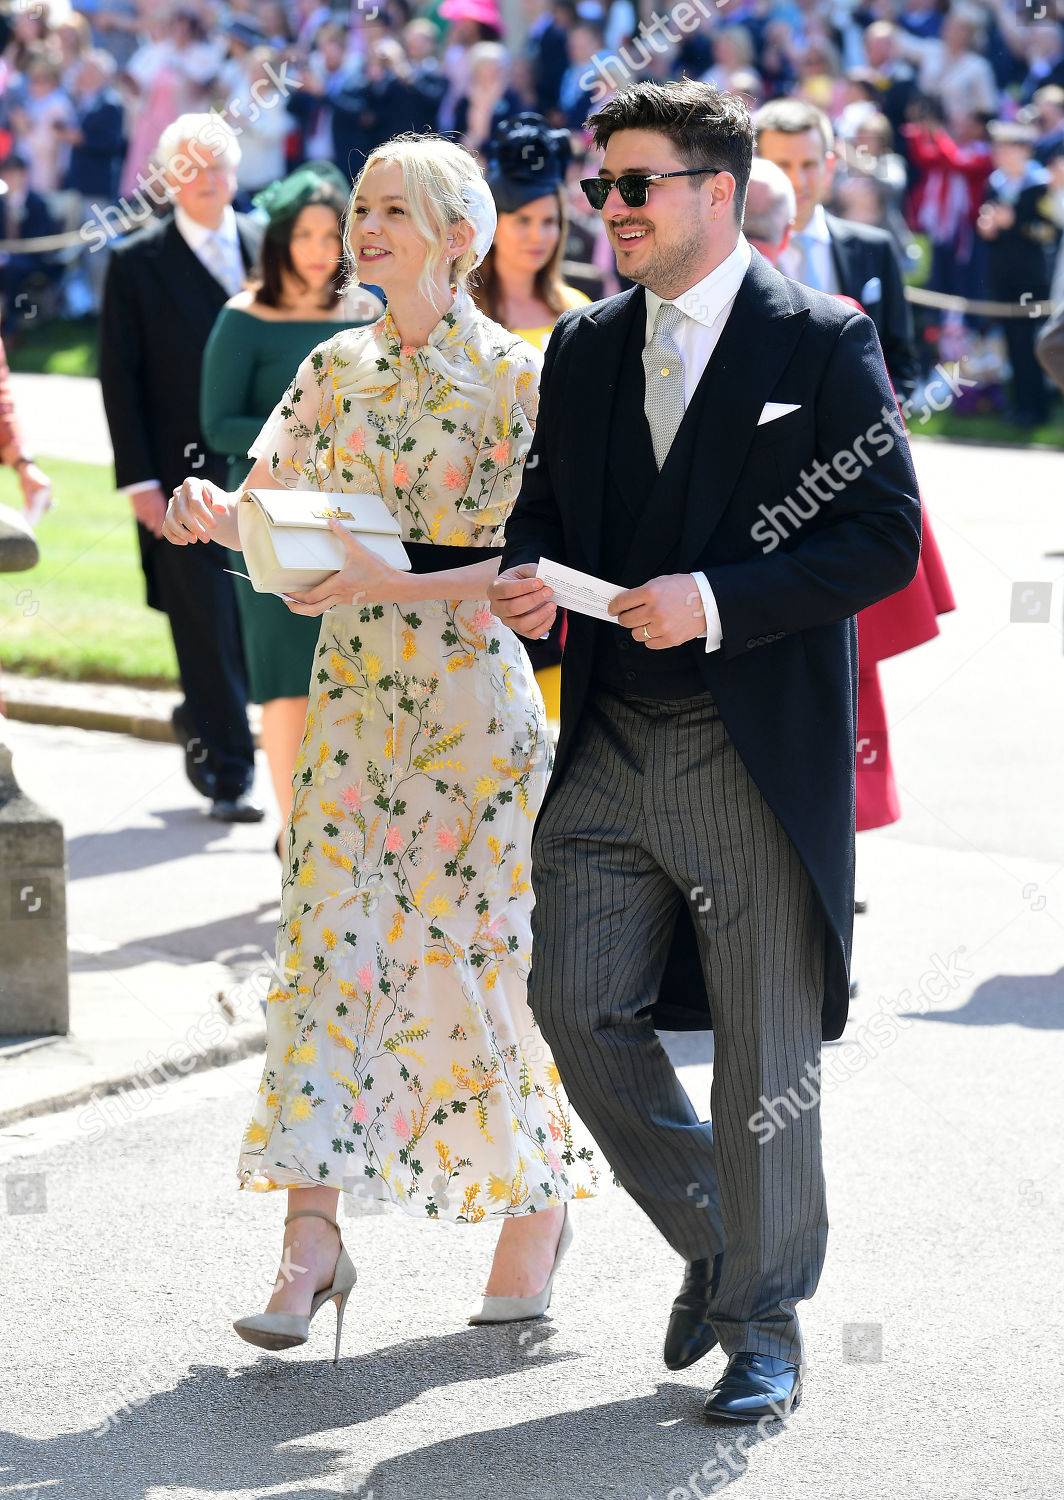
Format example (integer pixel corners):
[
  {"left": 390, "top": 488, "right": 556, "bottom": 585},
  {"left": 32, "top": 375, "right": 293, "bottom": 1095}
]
[{"left": 591, "top": 298, "right": 715, "bottom": 699}]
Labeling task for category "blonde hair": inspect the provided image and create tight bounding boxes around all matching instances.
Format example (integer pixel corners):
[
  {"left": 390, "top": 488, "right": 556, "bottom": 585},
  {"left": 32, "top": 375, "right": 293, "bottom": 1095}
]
[{"left": 347, "top": 133, "right": 485, "bottom": 312}]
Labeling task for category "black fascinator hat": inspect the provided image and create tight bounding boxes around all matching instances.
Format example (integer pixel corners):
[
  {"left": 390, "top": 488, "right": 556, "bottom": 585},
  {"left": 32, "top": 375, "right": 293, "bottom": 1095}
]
[{"left": 484, "top": 112, "right": 573, "bottom": 214}]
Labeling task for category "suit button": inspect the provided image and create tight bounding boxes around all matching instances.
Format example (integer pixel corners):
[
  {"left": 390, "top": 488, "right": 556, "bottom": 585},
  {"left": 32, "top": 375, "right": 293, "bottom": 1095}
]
[
  {"left": 625, "top": 671, "right": 637, "bottom": 682},
  {"left": 746, "top": 638, "right": 756, "bottom": 649},
  {"left": 618, "top": 638, "right": 630, "bottom": 651}
]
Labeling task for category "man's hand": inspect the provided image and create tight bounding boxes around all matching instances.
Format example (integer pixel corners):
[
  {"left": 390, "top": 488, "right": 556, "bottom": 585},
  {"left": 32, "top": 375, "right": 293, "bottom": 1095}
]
[
  {"left": 131, "top": 484, "right": 169, "bottom": 538},
  {"left": 488, "top": 563, "right": 556, "bottom": 639},
  {"left": 609, "top": 573, "right": 706, "bottom": 649}
]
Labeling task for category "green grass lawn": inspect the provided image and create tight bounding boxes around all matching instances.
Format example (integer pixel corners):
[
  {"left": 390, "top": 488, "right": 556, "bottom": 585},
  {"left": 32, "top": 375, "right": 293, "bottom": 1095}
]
[
  {"left": 918, "top": 406, "right": 1064, "bottom": 448},
  {"left": 0, "top": 455, "right": 178, "bottom": 684},
  {"left": 5, "top": 318, "right": 98, "bottom": 378}
]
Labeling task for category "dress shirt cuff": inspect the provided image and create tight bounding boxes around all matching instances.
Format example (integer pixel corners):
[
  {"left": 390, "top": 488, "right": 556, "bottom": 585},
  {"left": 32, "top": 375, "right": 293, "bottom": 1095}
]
[
  {"left": 121, "top": 479, "right": 162, "bottom": 497},
  {"left": 691, "top": 570, "right": 723, "bottom": 653}
]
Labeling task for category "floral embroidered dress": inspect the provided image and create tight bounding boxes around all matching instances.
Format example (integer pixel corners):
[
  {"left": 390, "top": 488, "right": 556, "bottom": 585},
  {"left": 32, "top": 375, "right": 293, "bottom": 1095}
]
[{"left": 236, "top": 286, "right": 599, "bottom": 1219}]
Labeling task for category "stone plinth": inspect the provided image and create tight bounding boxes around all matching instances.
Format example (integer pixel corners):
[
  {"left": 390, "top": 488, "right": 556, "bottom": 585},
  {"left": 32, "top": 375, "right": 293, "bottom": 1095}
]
[
  {"left": 0, "top": 500, "right": 39, "bottom": 572},
  {"left": 0, "top": 743, "right": 69, "bottom": 1034},
  {"left": 1, "top": 498, "right": 68, "bottom": 1035}
]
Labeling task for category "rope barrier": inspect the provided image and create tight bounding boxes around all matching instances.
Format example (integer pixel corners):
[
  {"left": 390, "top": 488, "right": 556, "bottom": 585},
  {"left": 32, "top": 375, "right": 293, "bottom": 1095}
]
[
  {"left": 903, "top": 284, "right": 1054, "bottom": 319},
  {"left": 0, "top": 244, "right": 1054, "bottom": 318},
  {"left": 0, "top": 229, "right": 98, "bottom": 253}
]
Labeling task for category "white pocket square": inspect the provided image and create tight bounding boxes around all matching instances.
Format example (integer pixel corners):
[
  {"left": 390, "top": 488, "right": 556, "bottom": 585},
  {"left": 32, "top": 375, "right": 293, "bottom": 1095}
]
[
  {"left": 758, "top": 401, "right": 801, "bottom": 426},
  {"left": 860, "top": 275, "right": 882, "bottom": 304}
]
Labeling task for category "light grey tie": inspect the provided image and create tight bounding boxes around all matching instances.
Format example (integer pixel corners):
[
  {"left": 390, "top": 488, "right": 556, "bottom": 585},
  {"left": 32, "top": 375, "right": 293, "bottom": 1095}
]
[
  {"left": 790, "top": 230, "right": 820, "bottom": 292},
  {"left": 200, "top": 230, "right": 242, "bottom": 296},
  {"left": 643, "top": 299, "right": 686, "bottom": 470}
]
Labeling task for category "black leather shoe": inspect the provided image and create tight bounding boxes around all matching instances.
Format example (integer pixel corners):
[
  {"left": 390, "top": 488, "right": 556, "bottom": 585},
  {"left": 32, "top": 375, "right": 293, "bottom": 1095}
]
[
  {"left": 664, "top": 1253, "right": 722, "bottom": 1370},
  {"left": 210, "top": 792, "right": 265, "bottom": 823},
  {"left": 703, "top": 1353, "right": 802, "bottom": 1423},
  {"left": 171, "top": 704, "right": 216, "bottom": 800}
]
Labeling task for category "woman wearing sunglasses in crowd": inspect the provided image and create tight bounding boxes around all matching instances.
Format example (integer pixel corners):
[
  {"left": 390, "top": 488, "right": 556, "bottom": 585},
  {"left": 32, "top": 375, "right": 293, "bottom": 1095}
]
[{"left": 164, "top": 132, "right": 598, "bottom": 1363}]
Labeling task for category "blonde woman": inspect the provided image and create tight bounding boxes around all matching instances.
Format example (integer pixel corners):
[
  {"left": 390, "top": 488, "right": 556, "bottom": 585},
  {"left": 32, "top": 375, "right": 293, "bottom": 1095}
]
[{"left": 164, "top": 132, "right": 597, "bottom": 1361}]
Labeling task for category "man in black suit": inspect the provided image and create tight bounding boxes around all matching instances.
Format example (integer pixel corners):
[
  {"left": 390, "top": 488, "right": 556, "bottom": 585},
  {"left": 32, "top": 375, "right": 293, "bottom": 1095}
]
[
  {"left": 99, "top": 112, "right": 263, "bottom": 820},
  {"left": 754, "top": 97, "right": 919, "bottom": 400},
  {"left": 489, "top": 80, "right": 921, "bottom": 1421}
]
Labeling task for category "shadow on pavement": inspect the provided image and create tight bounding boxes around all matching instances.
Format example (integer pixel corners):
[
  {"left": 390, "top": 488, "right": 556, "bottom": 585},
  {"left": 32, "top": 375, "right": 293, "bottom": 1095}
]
[
  {"left": 67, "top": 807, "right": 274, "bottom": 882},
  {"left": 3, "top": 1323, "right": 790, "bottom": 1499},
  {"left": 67, "top": 901, "right": 280, "bottom": 974},
  {"left": 902, "top": 969, "right": 1064, "bottom": 1029}
]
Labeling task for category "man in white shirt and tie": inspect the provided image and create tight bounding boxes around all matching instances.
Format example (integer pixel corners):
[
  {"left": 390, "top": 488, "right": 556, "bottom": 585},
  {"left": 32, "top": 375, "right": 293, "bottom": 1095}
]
[
  {"left": 490, "top": 78, "right": 921, "bottom": 1424},
  {"left": 99, "top": 114, "right": 264, "bottom": 820},
  {"left": 754, "top": 97, "right": 917, "bottom": 398}
]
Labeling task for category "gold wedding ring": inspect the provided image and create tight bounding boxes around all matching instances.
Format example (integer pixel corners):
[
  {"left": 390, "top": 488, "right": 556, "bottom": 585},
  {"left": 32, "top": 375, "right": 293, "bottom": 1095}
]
[{"left": 643, "top": 624, "right": 651, "bottom": 640}]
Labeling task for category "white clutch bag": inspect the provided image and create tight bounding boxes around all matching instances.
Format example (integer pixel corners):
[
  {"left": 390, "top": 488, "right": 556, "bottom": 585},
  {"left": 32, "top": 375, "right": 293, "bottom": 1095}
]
[{"left": 237, "top": 489, "right": 411, "bottom": 594}]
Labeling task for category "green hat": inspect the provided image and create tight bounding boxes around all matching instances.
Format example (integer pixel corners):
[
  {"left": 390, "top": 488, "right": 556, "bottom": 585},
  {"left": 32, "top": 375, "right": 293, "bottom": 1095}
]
[{"left": 253, "top": 161, "right": 351, "bottom": 238}]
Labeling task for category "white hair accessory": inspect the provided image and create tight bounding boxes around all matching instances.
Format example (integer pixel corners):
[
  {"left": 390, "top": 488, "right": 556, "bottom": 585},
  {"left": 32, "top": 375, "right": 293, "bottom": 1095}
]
[{"left": 460, "top": 177, "right": 498, "bottom": 268}]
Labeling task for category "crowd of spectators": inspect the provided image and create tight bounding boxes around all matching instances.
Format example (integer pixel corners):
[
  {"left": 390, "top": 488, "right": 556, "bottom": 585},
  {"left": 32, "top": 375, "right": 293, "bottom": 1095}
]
[{"left": 3, "top": 0, "right": 1064, "bottom": 418}]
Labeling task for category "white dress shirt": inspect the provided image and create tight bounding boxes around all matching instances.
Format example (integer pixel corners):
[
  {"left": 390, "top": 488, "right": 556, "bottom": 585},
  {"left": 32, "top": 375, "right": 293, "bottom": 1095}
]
[
  {"left": 123, "top": 206, "right": 244, "bottom": 498},
  {"left": 643, "top": 233, "right": 752, "bottom": 653},
  {"left": 777, "top": 203, "right": 839, "bottom": 294},
  {"left": 174, "top": 203, "right": 244, "bottom": 295}
]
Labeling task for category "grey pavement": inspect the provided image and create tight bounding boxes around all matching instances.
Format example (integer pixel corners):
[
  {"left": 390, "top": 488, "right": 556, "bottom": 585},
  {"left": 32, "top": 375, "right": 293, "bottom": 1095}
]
[
  {"left": 0, "top": 718, "right": 278, "bottom": 1125},
  {"left": 0, "top": 436, "right": 1061, "bottom": 1498},
  {"left": 9, "top": 372, "right": 113, "bottom": 466}
]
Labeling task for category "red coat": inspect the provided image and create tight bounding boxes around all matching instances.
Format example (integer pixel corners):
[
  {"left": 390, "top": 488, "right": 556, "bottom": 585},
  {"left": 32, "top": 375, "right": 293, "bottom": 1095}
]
[
  {"left": 856, "top": 512, "right": 955, "bottom": 829},
  {"left": 834, "top": 295, "right": 957, "bottom": 828}
]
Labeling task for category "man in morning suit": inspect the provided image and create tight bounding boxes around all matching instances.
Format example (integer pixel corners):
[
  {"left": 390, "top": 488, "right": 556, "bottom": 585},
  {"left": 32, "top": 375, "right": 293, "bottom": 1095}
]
[
  {"left": 99, "top": 113, "right": 263, "bottom": 820},
  {"left": 754, "top": 97, "right": 919, "bottom": 401},
  {"left": 488, "top": 80, "right": 922, "bottom": 1422}
]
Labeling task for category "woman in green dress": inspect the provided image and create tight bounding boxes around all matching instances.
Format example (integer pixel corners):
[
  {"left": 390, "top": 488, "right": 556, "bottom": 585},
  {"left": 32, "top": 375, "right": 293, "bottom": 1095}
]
[{"left": 200, "top": 162, "right": 383, "bottom": 844}]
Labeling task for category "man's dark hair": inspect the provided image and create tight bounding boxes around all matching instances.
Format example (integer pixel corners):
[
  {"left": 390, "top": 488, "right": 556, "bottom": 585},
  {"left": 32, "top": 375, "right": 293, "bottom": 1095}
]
[
  {"left": 585, "top": 78, "right": 754, "bottom": 224},
  {"left": 752, "top": 98, "right": 833, "bottom": 154}
]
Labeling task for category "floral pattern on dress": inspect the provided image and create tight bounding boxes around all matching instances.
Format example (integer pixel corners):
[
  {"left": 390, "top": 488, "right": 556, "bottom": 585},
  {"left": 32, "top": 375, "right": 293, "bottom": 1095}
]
[{"left": 237, "top": 288, "right": 599, "bottom": 1218}]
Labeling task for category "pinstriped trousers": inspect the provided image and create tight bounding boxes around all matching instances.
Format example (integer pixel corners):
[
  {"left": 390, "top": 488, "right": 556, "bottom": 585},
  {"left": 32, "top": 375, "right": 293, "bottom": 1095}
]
[{"left": 528, "top": 688, "right": 828, "bottom": 1363}]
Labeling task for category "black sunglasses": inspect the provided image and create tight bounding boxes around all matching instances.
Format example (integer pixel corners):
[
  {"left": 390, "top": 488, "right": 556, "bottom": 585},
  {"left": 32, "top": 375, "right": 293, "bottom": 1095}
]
[{"left": 579, "top": 167, "right": 722, "bottom": 210}]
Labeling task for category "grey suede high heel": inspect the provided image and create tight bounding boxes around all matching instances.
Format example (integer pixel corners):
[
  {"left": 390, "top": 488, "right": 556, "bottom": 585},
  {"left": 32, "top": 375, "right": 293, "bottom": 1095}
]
[
  {"left": 468, "top": 1204, "right": 572, "bottom": 1325},
  {"left": 233, "top": 1208, "right": 357, "bottom": 1364}
]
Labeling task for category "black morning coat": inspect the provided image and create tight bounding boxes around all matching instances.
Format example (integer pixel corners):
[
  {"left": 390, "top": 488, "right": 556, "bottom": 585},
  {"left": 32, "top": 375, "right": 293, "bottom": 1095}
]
[
  {"left": 499, "top": 248, "right": 922, "bottom": 1043},
  {"left": 98, "top": 211, "right": 262, "bottom": 611},
  {"left": 823, "top": 210, "right": 918, "bottom": 401}
]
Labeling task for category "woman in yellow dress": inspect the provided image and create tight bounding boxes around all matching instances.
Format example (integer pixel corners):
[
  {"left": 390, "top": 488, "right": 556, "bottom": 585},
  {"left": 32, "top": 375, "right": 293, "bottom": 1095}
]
[
  {"left": 165, "top": 133, "right": 597, "bottom": 1362},
  {"left": 470, "top": 112, "right": 591, "bottom": 722}
]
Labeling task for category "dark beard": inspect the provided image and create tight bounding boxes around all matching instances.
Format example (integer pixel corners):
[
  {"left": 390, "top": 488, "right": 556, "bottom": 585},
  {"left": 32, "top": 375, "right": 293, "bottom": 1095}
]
[{"left": 621, "top": 218, "right": 709, "bottom": 299}]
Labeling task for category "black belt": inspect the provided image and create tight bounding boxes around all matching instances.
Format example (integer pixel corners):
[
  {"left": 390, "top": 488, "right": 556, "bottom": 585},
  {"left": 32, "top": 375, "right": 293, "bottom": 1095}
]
[{"left": 402, "top": 541, "right": 503, "bottom": 575}]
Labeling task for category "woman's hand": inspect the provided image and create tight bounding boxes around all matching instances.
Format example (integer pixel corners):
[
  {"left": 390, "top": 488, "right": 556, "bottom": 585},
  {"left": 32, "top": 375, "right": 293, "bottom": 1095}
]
[
  {"left": 283, "top": 518, "right": 405, "bottom": 616},
  {"left": 163, "top": 477, "right": 233, "bottom": 545},
  {"left": 18, "top": 461, "right": 52, "bottom": 527}
]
